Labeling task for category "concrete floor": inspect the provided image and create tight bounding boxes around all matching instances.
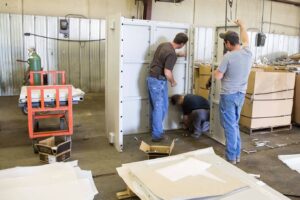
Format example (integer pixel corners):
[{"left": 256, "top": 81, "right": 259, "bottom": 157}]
[{"left": 0, "top": 93, "right": 300, "bottom": 200}]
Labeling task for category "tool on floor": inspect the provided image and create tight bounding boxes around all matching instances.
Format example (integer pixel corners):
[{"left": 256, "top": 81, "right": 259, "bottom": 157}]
[
  {"left": 276, "top": 143, "right": 287, "bottom": 147},
  {"left": 254, "top": 140, "right": 270, "bottom": 147},
  {"left": 242, "top": 149, "right": 257, "bottom": 154}
]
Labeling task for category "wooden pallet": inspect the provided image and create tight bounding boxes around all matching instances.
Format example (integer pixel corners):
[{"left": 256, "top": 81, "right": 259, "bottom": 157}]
[
  {"left": 116, "top": 187, "right": 136, "bottom": 199},
  {"left": 240, "top": 124, "right": 292, "bottom": 135}
]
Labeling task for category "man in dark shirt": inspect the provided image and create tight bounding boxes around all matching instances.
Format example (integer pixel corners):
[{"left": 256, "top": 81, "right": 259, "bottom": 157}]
[
  {"left": 171, "top": 94, "right": 210, "bottom": 139},
  {"left": 147, "top": 33, "right": 188, "bottom": 142}
]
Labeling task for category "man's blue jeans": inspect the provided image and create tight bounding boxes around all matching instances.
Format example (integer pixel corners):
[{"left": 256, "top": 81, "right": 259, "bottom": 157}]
[
  {"left": 147, "top": 77, "right": 168, "bottom": 140},
  {"left": 219, "top": 92, "right": 245, "bottom": 161}
]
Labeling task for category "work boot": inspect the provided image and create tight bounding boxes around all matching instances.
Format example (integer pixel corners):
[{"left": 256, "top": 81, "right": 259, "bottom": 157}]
[
  {"left": 228, "top": 160, "right": 237, "bottom": 165},
  {"left": 151, "top": 135, "right": 165, "bottom": 142}
]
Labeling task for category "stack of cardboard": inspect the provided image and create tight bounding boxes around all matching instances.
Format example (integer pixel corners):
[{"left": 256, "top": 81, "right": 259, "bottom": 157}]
[
  {"left": 240, "top": 68, "right": 296, "bottom": 130},
  {"left": 194, "top": 64, "right": 211, "bottom": 100},
  {"left": 0, "top": 161, "right": 98, "bottom": 200},
  {"left": 117, "top": 148, "right": 290, "bottom": 200}
]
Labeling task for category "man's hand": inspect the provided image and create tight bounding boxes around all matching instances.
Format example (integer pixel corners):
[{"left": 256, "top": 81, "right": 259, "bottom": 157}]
[
  {"left": 234, "top": 19, "right": 249, "bottom": 46},
  {"left": 171, "top": 80, "right": 177, "bottom": 87},
  {"left": 214, "top": 69, "right": 224, "bottom": 80},
  {"left": 234, "top": 19, "right": 245, "bottom": 28}
]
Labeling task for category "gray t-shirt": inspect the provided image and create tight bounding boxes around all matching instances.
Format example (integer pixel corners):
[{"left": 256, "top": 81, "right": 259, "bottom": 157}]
[{"left": 218, "top": 46, "right": 252, "bottom": 94}]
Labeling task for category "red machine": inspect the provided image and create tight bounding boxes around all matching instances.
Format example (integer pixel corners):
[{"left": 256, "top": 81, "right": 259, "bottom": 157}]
[{"left": 27, "top": 71, "right": 73, "bottom": 152}]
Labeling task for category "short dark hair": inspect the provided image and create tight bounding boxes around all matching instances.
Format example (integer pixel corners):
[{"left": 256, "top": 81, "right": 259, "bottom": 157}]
[
  {"left": 173, "top": 33, "right": 188, "bottom": 45},
  {"left": 171, "top": 94, "right": 182, "bottom": 105}
]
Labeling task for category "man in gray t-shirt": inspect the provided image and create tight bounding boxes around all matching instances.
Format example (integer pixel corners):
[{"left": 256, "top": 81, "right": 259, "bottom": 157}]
[{"left": 214, "top": 19, "right": 252, "bottom": 164}]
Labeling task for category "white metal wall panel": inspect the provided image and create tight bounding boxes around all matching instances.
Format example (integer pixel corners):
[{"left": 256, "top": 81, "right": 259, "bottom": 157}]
[
  {"left": 10, "top": 14, "right": 24, "bottom": 94},
  {"left": 90, "top": 19, "right": 101, "bottom": 92},
  {"left": 282, "top": 35, "right": 289, "bottom": 53},
  {"left": 163, "top": 104, "right": 182, "bottom": 130},
  {"left": 209, "top": 103, "right": 226, "bottom": 145},
  {"left": 122, "top": 64, "right": 149, "bottom": 98},
  {"left": 248, "top": 31, "right": 256, "bottom": 60},
  {"left": 100, "top": 20, "right": 106, "bottom": 90},
  {"left": 195, "top": 27, "right": 206, "bottom": 62},
  {"left": 168, "top": 63, "right": 186, "bottom": 95},
  {"left": 278, "top": 35, "right": 285, "bottom": 52},
  {"left": 100, "top": 40, "right": 106, "bottom": 90},
  {"left": 123, "top": 25, "right": 151, "bottom": 62},
  {"left": 194, "top": 27, "right": 215, "bottom": 63},
  {"left": 288, "top": 36, "right": 299, "bottom": 55},
  {"left": 23, "top": 15, "right": 35, "bottom": 61},
  {"left": 47, "top": 16, "right": 58, "bottom": 71},
  {"left": 58, "top": 41, "right": 69, "bottom": 84},
  {"left": 57, "top": 17, "right": 70, "bottom": 84},
  {"left": 0, "top": 13, "right": 105, "bottom": 96},
  {"left": 35, "top": 16, "right": 48, "bottom": 70},
  {"left": 273, "top": 34, "right": 280, "bottom": 53},
  {"left": 123, "top": 99, "right": 149, "bottom": 134},
  {"left": 105, "top": 14, "right": 122, "bottom": 151},
  {"left": 68, "top": 18, "right": 80, "bottom": 88},
  {"left": 204, "top": 28, "right": 214, "bottom": 62},
  {"left": 0, "top": 14, "right": 13, "bottom": 96},
  {"left": 79, "top": 19, "right": 90, "bottom": 91}
]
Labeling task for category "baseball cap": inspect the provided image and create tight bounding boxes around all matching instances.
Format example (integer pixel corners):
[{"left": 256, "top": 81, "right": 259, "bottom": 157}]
[{"left": 219, "top": 31, "right": 240, "bottom": 45}]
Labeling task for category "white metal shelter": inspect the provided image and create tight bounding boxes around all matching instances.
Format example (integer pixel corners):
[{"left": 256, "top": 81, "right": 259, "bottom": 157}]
[{"left": 105, "top": 15, "right": 193, "bottom": 152}]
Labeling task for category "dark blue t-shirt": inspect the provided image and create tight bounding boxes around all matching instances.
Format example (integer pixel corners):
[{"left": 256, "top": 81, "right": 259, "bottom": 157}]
[{"left": 182, "top": 94, "right": 210, "bottom": 115}]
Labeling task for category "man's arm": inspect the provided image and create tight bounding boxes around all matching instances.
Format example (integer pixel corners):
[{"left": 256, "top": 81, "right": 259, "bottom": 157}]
[
  {"left": 235, "top": 19, "right": 249, "bottom": 47},
  {"left": 164, "top": 68, "right": 177, "bottom": 87},
  {"left": 183, "top": 115, "right": 189, "bottom": 129},
  {"left": 214, "top": 70, "right": 224, "bottom": 80}
]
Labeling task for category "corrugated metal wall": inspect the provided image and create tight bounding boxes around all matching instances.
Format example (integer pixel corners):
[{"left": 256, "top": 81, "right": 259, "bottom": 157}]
[
  {"left": 194, "top": 27, "right": 215, "bottom": 63},
  {"left": 194, "top": 26, "right": 299, "bottom": 63},
  {"left": 248, "top": 32, "right": 300, "bottom": 62},
  {"left": 0, "top": 13, "right": 105, "bottom": 96}
]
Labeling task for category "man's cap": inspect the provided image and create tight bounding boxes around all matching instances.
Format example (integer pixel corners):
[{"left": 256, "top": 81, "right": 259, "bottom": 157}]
[{"left": 219, "top": 31, "right": 239, "bottom": 45}]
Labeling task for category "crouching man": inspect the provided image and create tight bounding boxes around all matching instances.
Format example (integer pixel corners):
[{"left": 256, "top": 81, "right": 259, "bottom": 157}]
[{"left": 171, "top": 94, "right": 210, "bottom": 139}]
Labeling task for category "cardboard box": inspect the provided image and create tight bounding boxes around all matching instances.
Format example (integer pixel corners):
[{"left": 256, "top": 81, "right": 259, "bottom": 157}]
[
  {"left": 241, "top": 98, "right": 293, "bottom": 118},
  {"left": 199, "top": 64, "right": 212, "bottom": 75},
  {"left": 199, "top": 75, "right": 211, "bottom": 89},
  {"left": 36, "top": 136, "right": 72, "bottom": 163},
  {"left": 193, "top": 68, "right": 200, "bottom": 95},
  {"left": 240, "top": 115, "right": 291, "bottom": 129},
  {"left": 293, "top": 73, "right": 300, "bottom": 124},
  {"left": 199, "top": 88, "right": 210, "bottom": 100},
  {"left": 240, "top": 69, "right": 295, "bottom": 129},
  {"left": 140, "top": 140, "right": 175, "bottom": 159},
  {"left": 245, "top": 90, "right": 294, "bottom": 100},
  {"left": 246, "top": 69, "right": 295, "bottom": 95},
  {"left": 194, "top": 64, "right": 211, "bottom": 98}
]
